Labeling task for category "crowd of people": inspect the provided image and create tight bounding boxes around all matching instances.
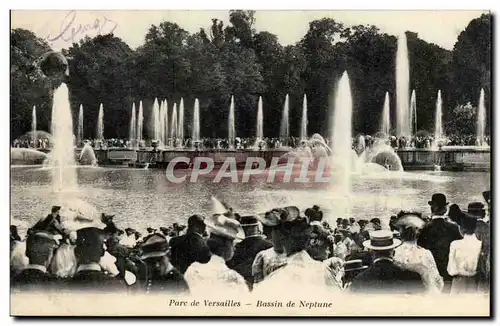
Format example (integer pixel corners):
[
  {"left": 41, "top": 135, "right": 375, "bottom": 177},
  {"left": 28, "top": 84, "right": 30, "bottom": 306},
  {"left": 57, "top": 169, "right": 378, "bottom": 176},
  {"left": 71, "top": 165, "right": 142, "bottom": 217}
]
[{"left": 10, "top": 190, "right": 490, "bottom": 298}]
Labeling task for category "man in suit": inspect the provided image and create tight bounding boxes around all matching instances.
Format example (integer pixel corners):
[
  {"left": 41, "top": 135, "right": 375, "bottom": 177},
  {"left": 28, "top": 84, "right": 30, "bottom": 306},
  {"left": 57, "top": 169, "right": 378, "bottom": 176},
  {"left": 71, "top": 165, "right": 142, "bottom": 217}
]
[
  {"left": 69, "top": 227, "right": 128, "bottom": 293},
  {"left": 11, "top": 232, "right": 60, "bottom": 292},
  {"left": 169, "top": 215, "right": 211, "bottom": 274},
  {"left": 349, "top": 230, "right": 425, "bottom": 294},
  {"left": 227, "top": 215, "right": 273, "bottom": 289},
  {"left": 417, "top": 193, "right": 462, "bottom": 291},
  {"left": 30, "top": 206, "right": 65, "bottom": 236}
]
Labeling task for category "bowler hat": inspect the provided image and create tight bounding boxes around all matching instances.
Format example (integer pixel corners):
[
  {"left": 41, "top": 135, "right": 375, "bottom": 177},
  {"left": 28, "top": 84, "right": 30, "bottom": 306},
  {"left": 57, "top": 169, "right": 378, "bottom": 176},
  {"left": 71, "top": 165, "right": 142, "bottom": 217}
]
[
  {"left": 467, "top": 202, "right": 486, "bottom": 218},
  {"left": 140, "top": 233, "right": 169, "bottom": 260},
  {"left": 363, "top": 230, "right": 401, "bottom": 251},
  {"left": 428, "top": 193, "right": 449, "bottom": 207}
]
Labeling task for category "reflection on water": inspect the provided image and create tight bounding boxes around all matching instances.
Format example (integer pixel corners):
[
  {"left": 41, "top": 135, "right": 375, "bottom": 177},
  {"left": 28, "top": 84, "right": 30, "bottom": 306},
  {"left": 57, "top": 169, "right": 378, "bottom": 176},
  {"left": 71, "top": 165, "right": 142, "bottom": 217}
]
[{"left": 10, "top": 167, "right": 490, "bottom": 234}]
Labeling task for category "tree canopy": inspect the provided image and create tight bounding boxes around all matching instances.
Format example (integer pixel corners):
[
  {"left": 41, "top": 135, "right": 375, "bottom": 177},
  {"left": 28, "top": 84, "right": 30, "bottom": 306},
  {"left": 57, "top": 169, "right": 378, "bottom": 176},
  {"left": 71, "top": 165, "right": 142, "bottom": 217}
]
[{"left": 10, "top": 12, "right": 491, "bottom": 139}]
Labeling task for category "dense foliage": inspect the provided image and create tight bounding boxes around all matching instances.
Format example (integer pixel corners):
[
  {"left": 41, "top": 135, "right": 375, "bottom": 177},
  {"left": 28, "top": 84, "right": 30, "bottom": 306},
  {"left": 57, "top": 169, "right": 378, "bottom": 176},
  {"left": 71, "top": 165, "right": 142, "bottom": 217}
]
[{"left": 10, "top": 11, "right": 491, "bottom": 139}]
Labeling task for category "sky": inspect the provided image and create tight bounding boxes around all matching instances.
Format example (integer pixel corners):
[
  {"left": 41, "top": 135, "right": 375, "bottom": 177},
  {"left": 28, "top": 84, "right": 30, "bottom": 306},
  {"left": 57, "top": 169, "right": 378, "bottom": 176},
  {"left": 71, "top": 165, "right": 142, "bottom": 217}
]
[{"left": 11, "top": 10, "right": 488, "bottom": 52}]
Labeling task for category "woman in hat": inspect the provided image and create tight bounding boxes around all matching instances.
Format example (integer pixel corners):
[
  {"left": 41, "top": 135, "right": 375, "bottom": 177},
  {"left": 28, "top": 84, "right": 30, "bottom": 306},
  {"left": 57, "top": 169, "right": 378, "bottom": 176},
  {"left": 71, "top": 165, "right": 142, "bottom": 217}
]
[
  {"left": 184, "top": 214, "right": 249, "bottom": 297},
  {"left": 392, "top": 211, "right": 443, "bottom": 293},
  {"left": 447, "top": 213, "right": 482, "bottom": 294}
]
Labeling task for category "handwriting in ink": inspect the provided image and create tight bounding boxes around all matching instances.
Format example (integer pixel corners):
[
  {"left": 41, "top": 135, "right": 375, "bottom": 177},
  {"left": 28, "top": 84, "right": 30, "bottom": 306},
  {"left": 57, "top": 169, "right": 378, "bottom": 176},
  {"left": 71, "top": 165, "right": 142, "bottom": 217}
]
[{"left": 46, "top": 10, "right": 118, "bottom": 43}]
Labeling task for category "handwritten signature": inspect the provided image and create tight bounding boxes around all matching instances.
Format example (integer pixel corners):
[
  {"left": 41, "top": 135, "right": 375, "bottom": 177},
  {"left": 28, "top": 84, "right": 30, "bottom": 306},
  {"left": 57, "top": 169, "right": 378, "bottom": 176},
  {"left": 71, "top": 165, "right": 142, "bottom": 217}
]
[{"left": 46, "top": 10, "right": 118, "bottom": 43}]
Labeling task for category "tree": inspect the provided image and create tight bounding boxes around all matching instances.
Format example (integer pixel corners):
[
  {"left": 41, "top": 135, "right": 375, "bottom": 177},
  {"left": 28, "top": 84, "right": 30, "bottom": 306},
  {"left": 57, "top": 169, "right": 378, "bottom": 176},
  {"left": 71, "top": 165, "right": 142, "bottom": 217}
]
[{"left": 11, "top": 28, "right": 53, "bottom": 139}]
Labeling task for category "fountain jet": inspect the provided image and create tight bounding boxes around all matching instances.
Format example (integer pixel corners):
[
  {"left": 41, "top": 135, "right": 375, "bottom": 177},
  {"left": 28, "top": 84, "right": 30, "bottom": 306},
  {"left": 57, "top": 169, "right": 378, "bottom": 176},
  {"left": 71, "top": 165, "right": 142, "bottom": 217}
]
[
  {"left": 96, "top": 104, "right": 104, "bottom": 142},
  {"left": 192, "top": 99, "right": 200, "bottom": 143},
  {"left": 396, "top": 33, "right": 410, "bottom": 138},
  {"left": 163, "top": 100, "right": 169, "bottom": 147},
  {"left": 137, "top": 101, "right": 144, "bottom": 142},
  {"left": 256, "top": 96, "right": 263, "bottom": 145},
  {"left": 381, "top": 92, "right": 390, "bottom": 136},
  {"left": 410, "top": 89, "right": 417, "bottom": 136},
  {"left": 434, "top": 90, "right": 443, "bottom": 145},
  {"left": 129, "top": 103, "right": 136, "bottom": 148},
  {"left": 280, "top": 94, "right": 290, "bottom": 146},
  {"left": 77, "top": 104, "right": 83, "bottom": 147},
  {"left": 151, "top": 98, "right": 160, "bottom": 142},
  {"left": 50, "top": 83, "right": 77, "bottom": 192},
  {"left": 159, "top": 100, "right": 166, "bottom": 147},
  {"left": 178, "top": 98, "right": 184, "bottom": 147},
  {"left": 477, "top": 88, "right": 487, "bottom": 147},
  {"left": 32, "top": 106, "right": 37, "bottom": 148},
  {"left": 228, "top": 95, "right": 236, "bottom": 149},
  {"left": 300, "top": 95, "right": 308, "bottom": 140},
  {"left": 171, "top": 103, "right": 178, "bottom": 141}
]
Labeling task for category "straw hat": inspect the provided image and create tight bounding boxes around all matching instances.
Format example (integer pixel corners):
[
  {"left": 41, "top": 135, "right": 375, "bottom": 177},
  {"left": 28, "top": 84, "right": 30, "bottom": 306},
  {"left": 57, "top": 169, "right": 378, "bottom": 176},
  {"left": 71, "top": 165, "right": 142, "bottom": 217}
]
[
  {"left": 206, "top": 214, "right": 245, "bottom": 240},
  {"left": 363, "top": 230, "right": 401, "bottom": 251}
]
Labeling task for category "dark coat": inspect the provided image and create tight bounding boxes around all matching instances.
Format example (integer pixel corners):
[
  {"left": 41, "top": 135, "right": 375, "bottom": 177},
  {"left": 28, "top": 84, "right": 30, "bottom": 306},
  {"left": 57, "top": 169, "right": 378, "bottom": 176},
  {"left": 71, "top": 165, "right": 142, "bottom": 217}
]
[
  {"left": 349, "top": 259, "right": 425, "bottom": 294},
  {"left": 417, "top": 218, "right": 463, "bottom": 281},
  {"left": 169, "top": 232, "right": 211, "bottom": 274},
  {"left": 144, "top": 267, "right": 190, "bottom": 294},
  {"left": 226, "top": 236, "right": 273, "bottom": 286},
  {"left": 68, "top": 270, "right": 127, "bottom": 293},
  {"left": 11, "top": 268, "right": 60, "bottom": 292}
]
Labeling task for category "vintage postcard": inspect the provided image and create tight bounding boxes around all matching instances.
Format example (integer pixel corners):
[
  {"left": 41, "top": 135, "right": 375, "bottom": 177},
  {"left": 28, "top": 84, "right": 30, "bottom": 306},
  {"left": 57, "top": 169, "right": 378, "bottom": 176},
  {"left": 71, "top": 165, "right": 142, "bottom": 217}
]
[{"left": 10, "top": 9, "right": 491, "bottom": 316}]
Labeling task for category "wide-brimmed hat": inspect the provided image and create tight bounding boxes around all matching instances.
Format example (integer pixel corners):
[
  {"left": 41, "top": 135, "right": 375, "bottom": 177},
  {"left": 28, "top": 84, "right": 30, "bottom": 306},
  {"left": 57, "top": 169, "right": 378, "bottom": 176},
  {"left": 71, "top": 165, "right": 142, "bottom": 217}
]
[
  {"left": 483, "top": 190, "right": 491, "bottom": 204},
  {"left": 467, "top": 202, "right": 486, "bottom": 218},
  {"left": 428, "top": 193, "right": 449, "bottom": 207},
  {"left": 146, "top": 227, "right": 156, "bottom": 233},
  {"left": 100, "top": 213, "right": 115, "bottom": 224},
  {"left": 305, "top": 205, "right": 323, "bottom": 222},
  {"left": 206, "top": 214, "right": 245, "bottom": 240},
  {"left": 393, "top": 212, "right": 426, "bottom": 230},
  {"left": 256, "top": 206, "right": 301, "bottom": 227},
  {"left": 344, "top": 259, "right": 369, "bottom": 272},
  {"left": 140, "top": 233, "right": 169, "bottom": 260},
  {"left": 363, "top": 230, "right": 401, "bottom": 251},
  {"left": 51, "top": 206, "right": 61, "bottom": 213}
]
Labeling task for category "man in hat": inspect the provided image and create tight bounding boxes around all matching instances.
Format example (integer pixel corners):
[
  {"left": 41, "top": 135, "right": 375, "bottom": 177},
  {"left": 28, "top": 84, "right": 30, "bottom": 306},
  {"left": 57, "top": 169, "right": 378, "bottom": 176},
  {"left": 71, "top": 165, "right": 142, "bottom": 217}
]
[
  {"left": 30, "top": 206, "right": 65, "bottom": 236},
  {"left": 417, "top": 193, "right": 462, "bottom": 291},
  {"left": 227, "top": 215, "right": 273, "bottom": 289},
  {"left": 184, "top": 214, "right": 249, "bottom": 297},
  {"left": 138, "top": 233, "right": 189, "bottom": 295},
  {"left": 169, "top": 214, "right": 211, "bottom": 274},
  {"left": 119, "top": 227, "right": 137, "bottom": 248},
  {"left": 342, "top": 259, "right": 369, "bottom": 287},
  {"left": 69, "top": 227, "right": 128, "bottom": 293},
  {"left": 349, "top": 230, "right": 425, "bottom": 294},
  {"left": 11, "top": 232, "right": 60, "bottom": 292}
]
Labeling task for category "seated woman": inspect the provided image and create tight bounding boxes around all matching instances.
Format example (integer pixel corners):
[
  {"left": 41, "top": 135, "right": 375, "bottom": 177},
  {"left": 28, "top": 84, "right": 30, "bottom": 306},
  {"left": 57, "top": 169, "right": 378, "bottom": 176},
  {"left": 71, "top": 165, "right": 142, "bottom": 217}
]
[{"left": 393, "top": 211, "right": 444, "bottom": 293}]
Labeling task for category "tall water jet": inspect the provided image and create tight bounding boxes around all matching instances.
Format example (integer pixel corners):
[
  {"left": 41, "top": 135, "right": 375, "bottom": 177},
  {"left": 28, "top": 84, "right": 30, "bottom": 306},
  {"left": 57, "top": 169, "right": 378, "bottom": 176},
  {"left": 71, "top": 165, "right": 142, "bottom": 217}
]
[
  {"left": 300, "top": 95, "right": 308, "bottom": 140},
  {"left": 178, "top": 98, "right": 184, "bottom": 146},
  {"left": 434, "top": 90, "right": 443, "bottom": 143},
  {"left": 381, "top": 92, "right": 391, "bottom": 136},
  {"left": 477, "top": 88, "right": 487, "bottom": 147},
  {"left": 151, "top": 98, "right": 160, "bottom": 141},
  {"left": 228, "top": 95, "right": 235, "bottom": 149},
  {"left": 77, "top": 104, "right": 83, "bottom": 146},
  {"left": 171, "top": 103, "right": 178, "bottom": 140},
  {"left": 163, "top": 100, "right": 169, "bottom": 146},
  {"left": 256, "top": 96, "right": 263, "bottom": 145},
  {"left": 50, "top": 83, "right": 77, "bottom": 192},
  {"left": 159, "top": 100, "right": 166, "bottom": 147},
  {"left": 410, "top": 89, "right": 417, "bottom": 136},
  {"left": 280, "top": 94, "right": 290, "bottom": 146},
  {"left": 192, "top": 98, "right": 200, "bottom": 143},
  {"left": 31, "top": 106, "right": 37, "bottom": 148},
  {"left": 129, "top": 103, "right": 136, "bottom": 148},
  {"left": 96, "top": 104, "right": 104, "bottom": 142},
  {"left": 137, "top": 101, "right": 144, "bottom": 142},
  {"left": 396, "top": 33, "right": 410, "bottom": 138},
  {"left": 330, "top": 72, "right": 353, "bottom": 217}
]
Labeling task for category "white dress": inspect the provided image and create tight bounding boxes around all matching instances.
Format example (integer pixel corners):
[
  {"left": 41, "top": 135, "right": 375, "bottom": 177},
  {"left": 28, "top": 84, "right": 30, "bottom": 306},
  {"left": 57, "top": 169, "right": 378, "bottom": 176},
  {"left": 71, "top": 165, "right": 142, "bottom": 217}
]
[
  {"left": 447, "top": 234, "right": 482, "bottom": 294},
  {"left": 185, "top": 255, "right": 250, "bottom": 298}
]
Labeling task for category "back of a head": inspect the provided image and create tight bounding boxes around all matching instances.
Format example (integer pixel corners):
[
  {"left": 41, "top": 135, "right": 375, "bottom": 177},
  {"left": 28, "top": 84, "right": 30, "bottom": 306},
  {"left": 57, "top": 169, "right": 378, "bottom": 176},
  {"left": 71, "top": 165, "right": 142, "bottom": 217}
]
[
  {"left": 188, "top": 214, "right": 204, "bottom": 229},
  {"left": 74, "top": 227, "right": 105, "bottom": 264},
  {"left": 460, "top": 213, "right": 478, "bottom": 235},
  {"left": 25, "top": 233, "right": 57, "bottom": 266},
  {"left": 206, "top": 234, "right": 233, "bottom": 260}
]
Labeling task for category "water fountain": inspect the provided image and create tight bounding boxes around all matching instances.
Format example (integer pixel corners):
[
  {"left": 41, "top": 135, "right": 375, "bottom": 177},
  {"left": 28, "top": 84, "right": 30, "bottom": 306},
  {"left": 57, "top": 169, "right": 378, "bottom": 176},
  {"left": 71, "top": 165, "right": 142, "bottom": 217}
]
[
  {"left": 477, "top": 88, "right": 487, "bottom": 147},
  {"left": 192, "top": 98, "right": 200, "bottom": 143},
  {"left": 80, "top": 142, "right": 98, "bottom": 166},
  {"left": 137, "top": 101, "right": 144, "bottom": 143},
  {"left": 228, "top": 95, "right": 236, "bottom": 149},
  {"left": 381, "top": 92, "right": 390, "bottom": 136},
  {"left": 178, "top": 98, "right": 185, "bottom": 147},
  {"left": 410, "top": 89, "right": 417, "bottom": 137},
  {"left": 255, "top": 96, "right": 263, "bottom": 148},
  {"left": 50, "top": 83, "right": 78, "bottom": 192},
  {"left": 163, "top": 100, "right": 169, "bottom": 147},
  {"left": 96, "top": 103, "right": 104, "bottom": 144},
  {"left": 171, "top": 103, "right": 178, "bottom": 142},
  {"left": 77, "top": 104, "right": 83, "bottom": 146},
  {"left": 31, "top": 106, "right": 36, "bottom": 148},
  {"left": 129, "top": 103, "right": 136, "bottom": 148},
  {"left": 434, "top": 90, "right": 443, "bottom": 148},
  {"left": 151, "top": 98, "right": 160, "bottom": 142},
  {"left": 300, "top": 95, "right": 308, "bottom": 140},
  {"left": 396, "top": 33, "right": 410, "bottom": 138},
  {"left": 159, "top": 100, "right": 166, "bottom": 147},
  {"left": 280, "top": 94, "right": 290, "bottom": 146}
]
